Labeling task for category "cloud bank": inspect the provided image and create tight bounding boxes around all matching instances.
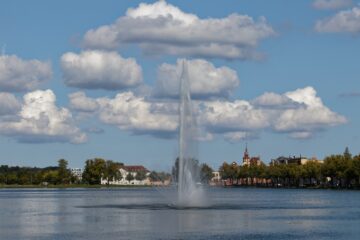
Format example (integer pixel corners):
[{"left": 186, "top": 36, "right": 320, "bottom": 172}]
[
  {"left": 83, "top": 1, "right": 275, "bottom": 60},
  {"left": 61, "top": 50, "right": 142, "bottom": 90},
  {"left": 0, "top": 90, "right": 87, "bottom": 144},
  {"left": 70, "top": 86, "right": 346, "bottom": 142}
]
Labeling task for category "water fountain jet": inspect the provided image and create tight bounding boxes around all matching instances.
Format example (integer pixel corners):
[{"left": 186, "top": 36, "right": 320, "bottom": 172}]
[{"left": 177, "top": 60, "right": 204, "bottom": 207}]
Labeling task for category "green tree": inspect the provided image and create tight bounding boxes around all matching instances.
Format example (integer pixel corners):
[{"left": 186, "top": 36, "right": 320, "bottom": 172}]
[
  {"left": 135, "top": 170, "right": 147, "bottom": 181},
  {"left": 353, "top": 155, "right": 360, "bottom": 186},
  {"left": 17, "top": 169, "right": 31, "bottom": 185},
  {"left": 322, "top": 154, "right": 351, "bottom": 187},
  {"left": 57, "top": 159, "right": 71, "bottom": 184},
  {"left": 0, "top": 174, "right": 5, "bottom": 184},
  {"left": 287, "top": 165, "right": 301, "bottom": 187},
  {"left": 238, "top": 165, "right": 249, "bottom": 185},
  {"left": 82, "top": 158, "right": 106, "bottom": 184},
  {"left": 126, "top": 172, "right": 134, "bottom": 182},
  {"left": 301, "top": 161, "right": 322, "bottom": 186},
  {"left": 33, "top": 171, "right": 45, "bottom": 185},
  {"left": 257, "top": 163, "right": 267, "bottom": 179},
  {"left": 248, "top": 165, "right": 259, "bottom": 185},
  {"left": 268, "top": 164, "right": 282, "bottom": 187},
  {"left": 6, "top": 172, "right": 18, "bottom": 185},
  {"left": 200, "top": 163, "right": 213, "bottom": 184},
  {"left": 43, "top": 170, "right": 58, "bottom": 185},
  {"left": 219, "top": 162, "right": 238, "bottom": 185},
  {"left": 250, "top": 163, "right": 267, "bottom": 186},
  {"left": 103, "top": 160, "right": 122, "bottom": 184}
]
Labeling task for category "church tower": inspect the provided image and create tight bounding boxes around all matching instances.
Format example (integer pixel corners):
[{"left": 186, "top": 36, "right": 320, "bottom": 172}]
[{"left": 242, "top": 143, "right": 250, "bottom": 166}]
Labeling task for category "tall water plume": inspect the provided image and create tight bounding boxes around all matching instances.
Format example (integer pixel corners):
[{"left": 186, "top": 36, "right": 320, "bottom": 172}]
[{"left": 177, "top": 60, "right": 203, "bottom": 206}]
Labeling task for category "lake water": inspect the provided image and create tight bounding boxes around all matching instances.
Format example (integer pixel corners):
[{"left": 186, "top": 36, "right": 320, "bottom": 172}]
[{"left": 0, "top": 187, "right": 359, "bottom": 240}]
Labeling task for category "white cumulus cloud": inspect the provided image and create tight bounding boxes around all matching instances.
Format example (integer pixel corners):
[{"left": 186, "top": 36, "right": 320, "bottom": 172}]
[
  {"left": 83, "top": 1, "right": 275, "bottom": 60},
  {"left": 0, "top": 90, "right": 87, "bottom": 144},
  {"left": 315, "top": 6, "right": 360, "bottom": 33},
  {"left": 61, "top": 50, "right": 142, "bottom": 90},
  {"left": 313, "top": 0, "right": 353, "bottom": 10},
  {"left": 274, "top": 87, "right": 347, "bottom": 133},
  {"left": 200, "top": 86, "right": 346, "bottom": 141},
  {"left": 154, "top": 59, "right": 239, "bottom": 99},
  {"left": 201, "top": 100, "right": 270, "bottom": 133},
  {"left": 0, "top": 55, "right": 52, "bottom": 92},
  {"left": 68, "top": 87, "right": 346, "bottom": 142},
  {"left": 96, "top": 91, "right": 178, "bottom": 138}
]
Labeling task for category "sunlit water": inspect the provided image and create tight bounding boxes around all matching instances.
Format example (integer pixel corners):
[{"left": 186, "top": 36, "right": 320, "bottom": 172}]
[{"left": 0, "top": 188, "right": 360, "bottom": 240}]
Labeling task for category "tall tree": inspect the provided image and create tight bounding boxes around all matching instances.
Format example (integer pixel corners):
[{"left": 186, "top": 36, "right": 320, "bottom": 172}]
[
  {"left": 322, "top": 155, "right": 350, "bottom": 187},
  {"left": 301, "top": 161, "right": 321, "bottom": 186},
  {"left": 82, "top": 158, "right": 106, "bottom": 184},
  {"left": 200, "top": 163, "right": 213, "bottom": 184},
  {"left": 57, "top": 159, "right": 70, "bottom": 184},
  {"left": 219, "top": 162, "right": 238, "bottom": 184},
  {"left": 103, "top": 160, "right": 122, "bottom": 184}
]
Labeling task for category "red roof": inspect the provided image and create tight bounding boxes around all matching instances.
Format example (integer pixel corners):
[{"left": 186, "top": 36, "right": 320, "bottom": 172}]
[{"left": 122, "top": 165, "right": 148, "bottom": 172}]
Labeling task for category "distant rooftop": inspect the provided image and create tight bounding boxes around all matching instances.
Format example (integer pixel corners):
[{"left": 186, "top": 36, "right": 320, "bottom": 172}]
[{"left": 122, "top": 165, "right": 149, "bottom": 172}]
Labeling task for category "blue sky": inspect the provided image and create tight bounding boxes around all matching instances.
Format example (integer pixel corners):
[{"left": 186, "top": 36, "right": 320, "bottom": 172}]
[{"left": 0, "top": 0, "right": 359, "bottom": 171}]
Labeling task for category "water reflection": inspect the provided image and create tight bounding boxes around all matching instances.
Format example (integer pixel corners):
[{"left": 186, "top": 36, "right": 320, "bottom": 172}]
[{"left": 0, "top": 188, "right": 359, "bottom": 239}]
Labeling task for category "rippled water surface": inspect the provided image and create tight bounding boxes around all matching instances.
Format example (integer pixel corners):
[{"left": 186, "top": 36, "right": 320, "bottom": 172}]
[{"left": 0, "top": 187, "right": 359, "bottom": 240}]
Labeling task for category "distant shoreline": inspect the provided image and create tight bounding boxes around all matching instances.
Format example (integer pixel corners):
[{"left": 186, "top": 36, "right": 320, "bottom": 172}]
[
  {"left": 0, "top": 184, "right": 154, "bottom": 189},
  {"left": 1, "top": 184, "right": 359, "bottom": 190},
  {"left": 221, "top": 185, "right": 360, "bottom": 191}
]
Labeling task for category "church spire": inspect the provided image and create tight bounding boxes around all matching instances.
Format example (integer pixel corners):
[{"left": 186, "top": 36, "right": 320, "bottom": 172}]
[{"left": 243, "top": 143, "right": 250, "bottom": 165}]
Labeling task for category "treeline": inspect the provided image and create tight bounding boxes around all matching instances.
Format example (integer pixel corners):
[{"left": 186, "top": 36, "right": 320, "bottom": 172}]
[
  {"left": 0, "top": 159, "right": 75, "bottom": 185},
  {"left": 220, "top": 150, "right": 360, "bottom": 189},
  {"left": 81, "top": 158, "right": 170, "bottom": 185},
  {"left": 0, "top": 158, "right": 170, "bottom": 186}
]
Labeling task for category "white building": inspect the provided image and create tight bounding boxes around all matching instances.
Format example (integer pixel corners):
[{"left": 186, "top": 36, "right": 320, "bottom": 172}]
[
  {"left": 101, "top": 165, "right": 151, "bottom": 185},
  {"left": 212, "top": 171, "right": 221, "bottom": 182},
  {"left": 210, "top": 171, "right": 221, "bottom": 186},
  {"left": 70, "top": 168, "right": 83, "bottom": 181}
]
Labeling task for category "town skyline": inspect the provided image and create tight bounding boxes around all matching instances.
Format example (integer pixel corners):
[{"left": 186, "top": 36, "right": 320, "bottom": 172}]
[{"left": 1, "top": 0, "right": 360, "bottom": 171}]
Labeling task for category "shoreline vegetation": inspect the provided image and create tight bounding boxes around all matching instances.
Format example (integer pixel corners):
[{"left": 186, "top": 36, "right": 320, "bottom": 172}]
[
  {"left": 1, "top": 149, "right": 360, "bottom": 190},
  {"left": 0, "top": 158, "right": 172, "bottom": 188},
  {"left": 218, "top": 148, "right": 360, "bottom": 190},
  {"left": 0, "top": 184, "right": 153, "bottom": 189},
  {"left": 0, "top": 184, "right": 359, "bottom": 190}
]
